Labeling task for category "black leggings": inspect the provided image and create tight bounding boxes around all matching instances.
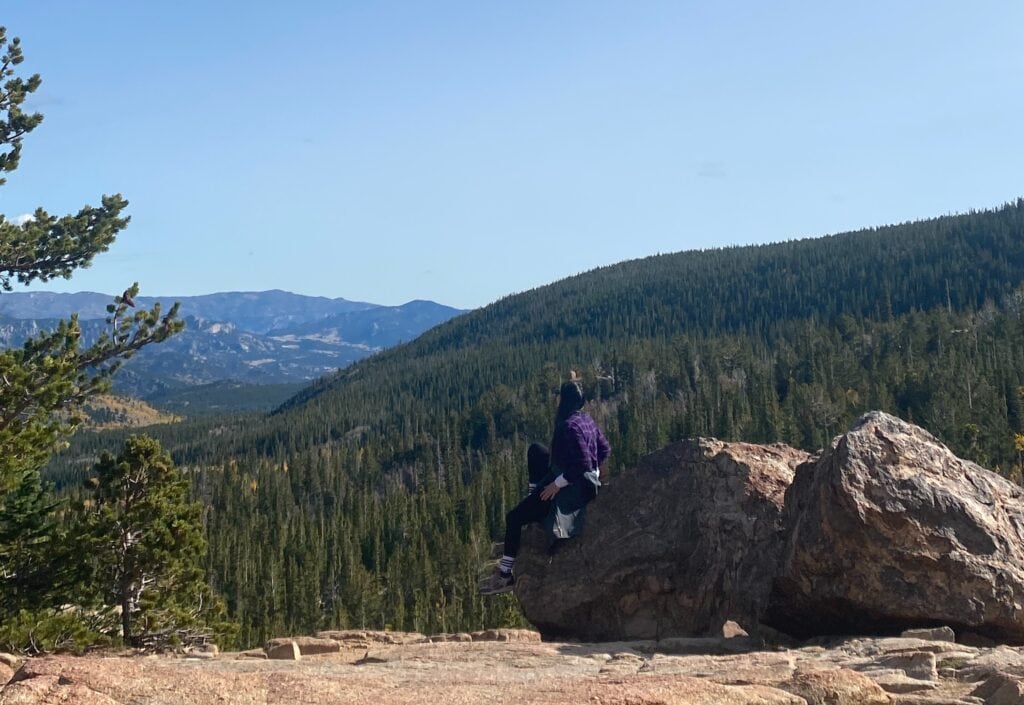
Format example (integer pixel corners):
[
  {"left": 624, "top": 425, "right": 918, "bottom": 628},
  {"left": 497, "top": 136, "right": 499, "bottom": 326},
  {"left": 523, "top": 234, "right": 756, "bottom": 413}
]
[
  {"left": 527, "top": 442, "right": 550, "bottom": 486},
  {"left": 504, "top": 491, "right": 551, "bottom": 558},
  {"left": 505, "top": 443, "right": 554, "bottom": 558}
]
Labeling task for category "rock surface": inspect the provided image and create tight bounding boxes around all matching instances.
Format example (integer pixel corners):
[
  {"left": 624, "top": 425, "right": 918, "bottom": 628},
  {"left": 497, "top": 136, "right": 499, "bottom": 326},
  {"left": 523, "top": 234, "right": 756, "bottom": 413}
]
[
  {"left": 516, "top": 439, "right": 808, "bottom": 640},
  {"left": 765, "top": 411, "right": 1024, "bottom": 643},
  {"left": 779, "top": 667, "right": 890, "bottom": 705},
  {"left": 265, "top": 639, "right": 301, "bottom": 660},
  {"left": 266, "top": 636, "right": 339, "bottom": 656},
  {"left": 316, "top": 629, "right": 425, "bottom": 645},
  {"left": 470, "top": 628, "right": 541, "bottom": 642},
  {"left": 2, "top": 631, "right": 1013, "bottom": 705},
  {"left": 901, "top": 627, "right": 957, "bottom": 643},
  {"left": 864, "top": 652, "right": 938, "bottom": 682}
]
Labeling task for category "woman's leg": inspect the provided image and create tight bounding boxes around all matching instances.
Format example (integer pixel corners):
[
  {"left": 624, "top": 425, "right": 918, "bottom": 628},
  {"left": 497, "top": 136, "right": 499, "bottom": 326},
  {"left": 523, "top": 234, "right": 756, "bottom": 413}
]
[
  {"left": 481, "top": 490, "right": 551, "bottom": 595},
  {"left": 503, "top": 492, "right": 551, "bottom": 559},
  {"left": 526, "top": 443, "right": 550, "bottom": 493}
]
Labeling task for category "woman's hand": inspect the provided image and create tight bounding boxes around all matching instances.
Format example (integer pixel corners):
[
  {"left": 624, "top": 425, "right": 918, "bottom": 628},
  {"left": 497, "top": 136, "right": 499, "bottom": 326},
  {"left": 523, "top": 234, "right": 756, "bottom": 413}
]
[{"left": 540, "top": 482, "right": 561, "bottom": 501}]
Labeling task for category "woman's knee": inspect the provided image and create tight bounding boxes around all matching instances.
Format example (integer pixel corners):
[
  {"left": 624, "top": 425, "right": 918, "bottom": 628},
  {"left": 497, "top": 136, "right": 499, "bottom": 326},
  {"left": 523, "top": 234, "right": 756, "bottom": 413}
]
[
  {"left": 507, "top": 498, "right": 534, "bottom": 526},
  {"left": 527, "top": 443, "right": 550, "bottom": 484}
]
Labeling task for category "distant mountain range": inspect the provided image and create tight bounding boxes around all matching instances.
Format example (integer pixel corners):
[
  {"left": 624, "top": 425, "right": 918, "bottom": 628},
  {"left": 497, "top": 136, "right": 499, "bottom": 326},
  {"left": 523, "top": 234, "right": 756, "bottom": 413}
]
[
  {"left": 0, "top": 290, "right": 466, "bottom": 405},
  {"left": 0, "top": 290, "right": 383, "bottom": 333}
]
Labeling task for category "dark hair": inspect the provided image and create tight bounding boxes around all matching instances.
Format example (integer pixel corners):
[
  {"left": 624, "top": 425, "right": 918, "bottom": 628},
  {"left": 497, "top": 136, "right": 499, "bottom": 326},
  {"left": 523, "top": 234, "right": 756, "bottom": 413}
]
[{"left": 553, "top": 380, "right": 585, "bottom": 428}]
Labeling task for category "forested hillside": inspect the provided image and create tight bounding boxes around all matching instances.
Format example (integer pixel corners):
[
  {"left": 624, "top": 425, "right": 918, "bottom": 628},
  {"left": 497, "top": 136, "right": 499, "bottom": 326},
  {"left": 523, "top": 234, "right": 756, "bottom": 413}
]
[{"left": 49, "top": 199, "right": 1024, "bottom": 647}]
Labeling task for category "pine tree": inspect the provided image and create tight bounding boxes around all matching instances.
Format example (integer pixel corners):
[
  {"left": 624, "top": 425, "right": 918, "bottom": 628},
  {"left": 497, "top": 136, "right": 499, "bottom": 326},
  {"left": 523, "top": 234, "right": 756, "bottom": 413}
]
[
  {"left": 81, "top": 435, "right": 232, "bottom": 648},
  {"left": 0, "top": 467, "right": 60, "bottom": 614},
  {"left": 0, "top": 26, "right": 183, "bottom": 623}
]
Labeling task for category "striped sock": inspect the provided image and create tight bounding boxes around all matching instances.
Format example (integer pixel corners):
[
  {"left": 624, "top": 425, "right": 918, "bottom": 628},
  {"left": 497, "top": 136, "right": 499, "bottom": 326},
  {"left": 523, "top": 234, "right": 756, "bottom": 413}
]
[{"left": 499, "top": 555, "right": 515, "bottom": 575}]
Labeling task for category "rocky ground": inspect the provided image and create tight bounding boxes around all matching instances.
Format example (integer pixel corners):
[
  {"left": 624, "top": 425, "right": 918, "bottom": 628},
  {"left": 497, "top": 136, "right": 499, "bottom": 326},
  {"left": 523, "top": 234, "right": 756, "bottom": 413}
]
[{"left": 3, "top": 627, "right": 1024, "bottom": 704}]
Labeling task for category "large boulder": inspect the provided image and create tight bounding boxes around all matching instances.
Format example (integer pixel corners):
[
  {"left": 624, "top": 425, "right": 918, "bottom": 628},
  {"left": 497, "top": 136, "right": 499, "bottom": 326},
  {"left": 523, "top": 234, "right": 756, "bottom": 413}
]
[
  {"left": 515, "top": 439, "right": 808, "bottom": 640},
  {"left": 265, "top": 639, "right": 301, "bottom": 660},
  {"left": 764, "top": 411, "right": 1024, "bottom": 643}
]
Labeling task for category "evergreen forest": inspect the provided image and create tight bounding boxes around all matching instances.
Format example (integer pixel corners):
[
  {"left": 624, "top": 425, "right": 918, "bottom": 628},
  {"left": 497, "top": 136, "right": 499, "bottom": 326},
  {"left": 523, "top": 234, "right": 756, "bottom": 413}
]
[{"left": 45, "top": 199, "right": 1024, "bottom": 648}]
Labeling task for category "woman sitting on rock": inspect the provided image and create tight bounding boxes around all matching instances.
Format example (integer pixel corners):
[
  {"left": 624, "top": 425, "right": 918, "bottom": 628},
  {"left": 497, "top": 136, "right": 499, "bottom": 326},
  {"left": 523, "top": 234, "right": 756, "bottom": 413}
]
[{"left": 479, "top": 376, "right": 611, "bottom": 596}]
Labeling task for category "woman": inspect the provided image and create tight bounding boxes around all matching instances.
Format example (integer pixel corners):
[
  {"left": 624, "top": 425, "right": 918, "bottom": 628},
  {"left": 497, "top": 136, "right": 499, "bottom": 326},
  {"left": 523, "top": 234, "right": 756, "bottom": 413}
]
[{"left": 479, "top": 377, "right": 611, "bottom": 595}]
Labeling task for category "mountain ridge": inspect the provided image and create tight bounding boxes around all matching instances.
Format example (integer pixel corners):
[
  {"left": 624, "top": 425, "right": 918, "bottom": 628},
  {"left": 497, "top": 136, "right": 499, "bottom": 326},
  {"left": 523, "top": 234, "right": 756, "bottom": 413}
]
[
  {"left": 0, "top": 291, "right": 467, "bottom": 408},
  {"left": 0, "top": 289, "right": 381, "bottom": 332},
  {"left": 276, "top": 198, "right": 1024, "bottom": 415}
]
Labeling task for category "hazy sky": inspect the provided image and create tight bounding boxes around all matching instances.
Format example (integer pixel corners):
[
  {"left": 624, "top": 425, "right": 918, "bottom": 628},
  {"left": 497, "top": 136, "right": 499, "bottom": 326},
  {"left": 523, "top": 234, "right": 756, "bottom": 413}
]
[{"left": 2, "top": 2, "right": 1022, "bottom": 309}]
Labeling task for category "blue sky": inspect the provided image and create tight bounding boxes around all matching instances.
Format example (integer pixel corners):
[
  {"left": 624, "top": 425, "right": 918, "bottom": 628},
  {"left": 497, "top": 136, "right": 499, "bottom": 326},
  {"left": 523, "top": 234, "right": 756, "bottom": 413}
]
[{"left": 2, "top": 1, "right": 1022, "bottom": 309}]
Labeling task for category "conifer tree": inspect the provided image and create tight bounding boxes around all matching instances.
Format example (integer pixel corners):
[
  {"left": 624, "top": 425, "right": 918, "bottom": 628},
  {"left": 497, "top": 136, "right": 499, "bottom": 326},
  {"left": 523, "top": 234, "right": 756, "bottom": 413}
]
[
  {"left": 0, "top": 466, "right": 60, "bottom": 614},
  {"left": 81, "top": 435, "right": 232, "bottom": 648}
]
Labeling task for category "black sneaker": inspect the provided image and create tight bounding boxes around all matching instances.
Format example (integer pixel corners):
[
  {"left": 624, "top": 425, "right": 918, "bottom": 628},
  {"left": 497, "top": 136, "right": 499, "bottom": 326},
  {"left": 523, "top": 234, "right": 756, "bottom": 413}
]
[{"left": 478, "top": 570, "right": 515, "bottom": 596}]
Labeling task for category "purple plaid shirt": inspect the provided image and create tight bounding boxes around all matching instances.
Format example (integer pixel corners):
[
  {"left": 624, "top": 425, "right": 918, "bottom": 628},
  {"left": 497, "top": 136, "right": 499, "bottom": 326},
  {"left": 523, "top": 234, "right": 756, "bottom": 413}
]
[{"left": 551, "top": 411, "right": 611, "bottom": 484}]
